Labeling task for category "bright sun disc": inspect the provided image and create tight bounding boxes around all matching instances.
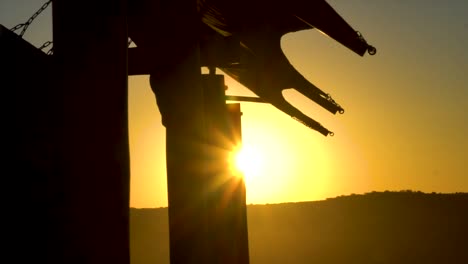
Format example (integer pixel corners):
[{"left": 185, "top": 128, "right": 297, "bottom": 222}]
[{"left": 231, "top": 146, "right": 264, "bottom": 179}]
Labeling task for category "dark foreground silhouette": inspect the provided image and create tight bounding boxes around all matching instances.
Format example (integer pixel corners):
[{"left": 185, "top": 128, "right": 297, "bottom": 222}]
[{"left": 131, "top": 191, "right": 468, "bottom": 264}]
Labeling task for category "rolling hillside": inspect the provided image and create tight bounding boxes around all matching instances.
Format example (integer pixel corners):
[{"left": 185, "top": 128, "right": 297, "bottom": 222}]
[{"left": 130, "top": 191, "right": 468, "bottom": 264}]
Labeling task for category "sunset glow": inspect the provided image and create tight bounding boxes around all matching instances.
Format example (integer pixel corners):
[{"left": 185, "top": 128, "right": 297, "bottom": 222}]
[
  {"left": 231, "top": 145, "right": 265, "bottom": 181},
  {"left": 3, "top": 0, "right": 466, "bottom": 209}
]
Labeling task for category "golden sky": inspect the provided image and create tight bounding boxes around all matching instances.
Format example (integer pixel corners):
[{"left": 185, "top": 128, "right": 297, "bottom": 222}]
[{"left": 2, "top": 0, "right": 467, "bottom": 208}]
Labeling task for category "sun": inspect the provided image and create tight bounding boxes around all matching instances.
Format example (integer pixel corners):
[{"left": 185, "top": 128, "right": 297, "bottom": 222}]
[{"left": 230, "top": 145, "right": 265, "bottom": 181}]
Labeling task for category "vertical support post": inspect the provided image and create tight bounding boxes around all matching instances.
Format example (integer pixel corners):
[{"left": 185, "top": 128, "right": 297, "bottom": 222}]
[
  {"left": 3, "top": 24, "right": 57, "bottom": 263},
  {"left": 226, "top": 103, "right": 250, "bottom": 264},
  {"left": 144, "top": 2, "right": 249, "bottom": 263},
  {"left": 202, "top": 73, "right": 250, "bottom": 264},
  {"left": 162, "top": 57, "right": 208, "bottom": 264},
  {"left": 52, "top": 1, "right": 129, "bottom": 263},
  {"left": 148, "top": 2, "right": 208, "bottom": 263}
]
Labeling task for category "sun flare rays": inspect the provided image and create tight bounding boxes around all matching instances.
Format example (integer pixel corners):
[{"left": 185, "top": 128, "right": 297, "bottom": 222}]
[{"left": 230, "top": 145, "right": 265, "bottom": 181}]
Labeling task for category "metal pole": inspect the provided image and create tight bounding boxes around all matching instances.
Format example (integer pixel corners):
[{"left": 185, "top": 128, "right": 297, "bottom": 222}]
[{"left": 52, "top": 1, "right": 129, "bottom": 263}]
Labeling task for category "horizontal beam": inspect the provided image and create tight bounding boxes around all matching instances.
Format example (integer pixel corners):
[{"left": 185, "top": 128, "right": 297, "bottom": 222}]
[{"left": 225, "top": 95, "right": 266, "bottom": 103}]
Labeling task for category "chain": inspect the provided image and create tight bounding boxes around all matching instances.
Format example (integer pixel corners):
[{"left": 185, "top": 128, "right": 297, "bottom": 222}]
[
  {"left": 10, "top": 0, "right": 52, "bottom": 38},
  {"left": 10, "top": 23, "right": 25, "bottom": 33},
  {"left": 39, "top": 40, "right": 52, "bottom": 50},
  {"left": 11, "top": 0, "right": 130, "bottom": 55},
  {"left": 38, "top": 40, "right": 54, "bottom": 55}
]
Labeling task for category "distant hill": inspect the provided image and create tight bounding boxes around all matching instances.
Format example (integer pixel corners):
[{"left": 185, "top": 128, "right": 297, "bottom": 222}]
[{"left": 130, "top": 191, "right": 468, "bottom": 264}]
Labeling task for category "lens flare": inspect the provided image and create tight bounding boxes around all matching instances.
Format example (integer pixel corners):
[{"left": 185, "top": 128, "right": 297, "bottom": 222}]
[{"left": 230, "top": 145, "right": 264, "bottom": 180}]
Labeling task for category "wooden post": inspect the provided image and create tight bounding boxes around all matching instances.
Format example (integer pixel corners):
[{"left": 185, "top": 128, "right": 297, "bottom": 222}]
[
  {"left": 146, "top": 2, "right": 209, "bottom": 263},
  {"left": 2, "top": 24, "right": 57, "bottom": 263},
  {"left": 136, "top": 1, "right": 250, "bottom": 262},
  {"left": 202, "top": 72, "right": 250, "bottom": 264},
  {"left": 52, "top": 1, "right": 129, "bottom": 263},
  {"left": 226, "top": 103, "right": 250, "bottom": 264}
]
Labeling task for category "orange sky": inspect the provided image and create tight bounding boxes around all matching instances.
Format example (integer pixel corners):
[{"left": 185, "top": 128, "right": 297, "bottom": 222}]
[{"left": 2, "top": 0, "right": 467, "bottom": 208}]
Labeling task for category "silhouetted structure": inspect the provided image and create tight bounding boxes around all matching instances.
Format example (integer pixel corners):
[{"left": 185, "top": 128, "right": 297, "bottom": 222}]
[
  {"left": 2, "top": 22, "right": 57, "bottom": 263},
  {"left": 4, "top": 0, "right": 375, "bottom": 263},
  {"left": 51, "top": 1, "right": 130, "bottom": 263},
  {"left": 129, "top": 2, "right": 374, "bottom": 262},
  {"left": 129, "top": 0, "right": 376, "bottom": 136},
  {"left": 3, "top": 1, "right": 129, "bottom": 263}
]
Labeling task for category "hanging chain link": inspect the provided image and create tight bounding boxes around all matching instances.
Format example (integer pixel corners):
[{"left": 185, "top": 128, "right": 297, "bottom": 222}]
[
  {"left": 40, "top": 41, "right": 54, "bottom": 55},
  {"left": 39, "top": 40, "right": 53, "bottom": 50},
  {"left": 10, "top": 0, "right": 132, "bottom": 55},
  {"left": 10, "top": 23, "right": 25, "bottom": 33},
  {"left": 10, "top": 0, "right": 52, "bottom": 38}
]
